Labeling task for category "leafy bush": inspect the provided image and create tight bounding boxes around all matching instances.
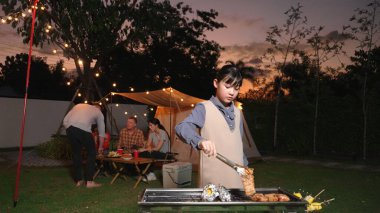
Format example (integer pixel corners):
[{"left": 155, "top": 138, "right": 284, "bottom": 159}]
[{"left": 36, "top": 135, "right": 72, "bottom": 160}]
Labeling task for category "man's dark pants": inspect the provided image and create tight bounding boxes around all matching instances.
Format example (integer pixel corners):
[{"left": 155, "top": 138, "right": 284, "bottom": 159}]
[{"left": 66, "top": 126, "right": 96, "bottom": 182}]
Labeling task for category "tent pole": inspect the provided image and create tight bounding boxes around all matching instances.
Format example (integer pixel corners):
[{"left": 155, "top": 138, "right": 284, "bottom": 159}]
[
  {"left": 110, "top": 93, "right": 113, "bottom": 150},
  {"left": 13, "top": 0, "right": 39, "bottom": 207},
  {"left": 169, "top": 88, "right": 172, "bottom": 152}
]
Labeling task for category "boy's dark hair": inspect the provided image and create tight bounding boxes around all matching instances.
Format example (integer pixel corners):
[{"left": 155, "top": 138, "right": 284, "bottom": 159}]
[
  {"left": 128, "top": 116, "right": 138, "bottom": 123},
  {"left": 215, "top": 62, "right": 255, "bottom": 88}
]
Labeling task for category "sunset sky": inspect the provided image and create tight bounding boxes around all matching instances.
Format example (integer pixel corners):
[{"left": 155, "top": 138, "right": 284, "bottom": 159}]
[{"left": 0, "top": 0, "right": 375, "bottom": 78}]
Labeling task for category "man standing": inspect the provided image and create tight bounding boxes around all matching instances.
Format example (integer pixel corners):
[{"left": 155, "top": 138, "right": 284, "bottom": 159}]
[
  {"left": 63, "top": 103, "right": 105, "bottom": 188},
  {"left": 117, "top": 116, "right": 145, "bottom": 151}
]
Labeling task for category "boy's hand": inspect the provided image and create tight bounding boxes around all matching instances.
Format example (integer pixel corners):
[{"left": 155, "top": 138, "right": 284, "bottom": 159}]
[{"left": 199, "top": 140, "right": 216, "bottom": 157}]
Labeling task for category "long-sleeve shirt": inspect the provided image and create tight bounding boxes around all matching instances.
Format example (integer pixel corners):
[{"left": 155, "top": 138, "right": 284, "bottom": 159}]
[
  {"left": 175, "top": 96, "right": 247, "bottom": 165},
  {"left": 175, "top": 96, "right": 243, "bottom": 149},
  {"left": 63, "top": 103, "right": 105, "bottom": 137}
]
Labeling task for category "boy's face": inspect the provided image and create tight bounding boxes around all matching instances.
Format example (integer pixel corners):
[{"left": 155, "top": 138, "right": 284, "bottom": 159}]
[{"left": 213, "top": 79, "right": 240, "bottom": 107}]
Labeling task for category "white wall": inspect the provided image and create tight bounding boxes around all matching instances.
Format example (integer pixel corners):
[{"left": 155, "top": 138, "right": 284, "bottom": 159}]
[
  {"left": 0, "top": 97, "right": 70, "bottom": 148},
  {"left": 0, "top": 97, "right": 148, "bottom": 148}
]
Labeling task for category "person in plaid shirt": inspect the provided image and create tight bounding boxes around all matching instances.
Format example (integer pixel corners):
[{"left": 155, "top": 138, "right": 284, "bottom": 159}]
[{"left": 117, "top": 116, "right": 145, "bottom": 151}]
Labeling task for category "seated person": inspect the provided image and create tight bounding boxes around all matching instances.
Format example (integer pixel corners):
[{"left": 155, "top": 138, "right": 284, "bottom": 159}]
[
  {"left": 139, "top": 118, "right": 171, "bottom": 160},
  {"left": 117, "top": 116, "right": 145, "bottom": 152},
  {"left": 92, "top": 125, "right": 110, "bottom": 151}
]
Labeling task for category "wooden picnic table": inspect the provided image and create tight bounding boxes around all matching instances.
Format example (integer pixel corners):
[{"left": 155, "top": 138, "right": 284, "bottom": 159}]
[{"left": 94, "top": 156, "right": 154, "bottom": 188}]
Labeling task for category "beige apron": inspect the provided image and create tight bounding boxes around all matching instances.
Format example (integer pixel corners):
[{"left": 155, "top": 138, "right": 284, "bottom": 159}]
[{"left": 199, "top": 101, "right": 244, "bottom": 188}]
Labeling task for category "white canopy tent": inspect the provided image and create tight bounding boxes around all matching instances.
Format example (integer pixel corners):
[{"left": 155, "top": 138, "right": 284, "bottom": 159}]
[{"left": 111, "top": 88, "right": 261, "bottom": 167}]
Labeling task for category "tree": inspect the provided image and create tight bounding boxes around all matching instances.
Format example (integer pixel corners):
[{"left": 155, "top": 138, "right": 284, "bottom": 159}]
[
  {"left": 306, "top": 26, "right": 345, "bottom": 155},
  {"left": 347, "top": 0, "right": 380, "bottom": 160},
  {"left": 265, "top": 3, "right": 312, "bottom": 150},
  {"left": 1, "top": 0, "right": 224, "bottom": 101},
  {"left": 0, "top": 53, "right": 73, "bottom": 99}
]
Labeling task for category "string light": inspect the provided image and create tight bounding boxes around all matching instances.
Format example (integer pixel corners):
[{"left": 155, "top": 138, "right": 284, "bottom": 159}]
[
  {"left": 1, "top": 19, "right": 5, "bottom": 24},
  {"left": 45, "top": 29, "right": 50, "bottom": 33},
  {"left": 111, "top": 92, "right": 115, "bottom": 96},
  {"left": 144, "top": 113, "right": 147, "bottom": 117},
  {"left": 180, "top": 98, "right": 184, "bottom": 102},
  {"left": 62, "top": 67, "right": 66, "bottom": 71},
  {"left": 150, "top": 108, "right": 154, "bottom": 111},
  {"left": 84, "top": 100, "right": 88, "bottom": 104},
  {"left": 64, "top": 43, "right": 69, "bottom": 48},
  {"left": 124, "top": 112, "right": 128, "bottom": 115},
  {"left": 134, "top": 115, "right": 137, "bottom": 118},
  {"left": 130, "top": 87, "right": 134, "bottom": 92},
  {"left": 191, "top": 104, "right": 194, "bottom": 107},
  {"left": 105, "top": 98, "right": 109, "bottom": 101},
  {"left": 116, "top": 104, "right": 119, "bottom": 107},
  {"left": 112, "top": 83, "right": 117, "bottom": 87},
  {"left": 66, "top": 81, "right": 71, "bottom": 86},
  {"left": 52, "top": 49, "right": 57, "bottom": 54},
  {"left": 78, "top": 93, "right": 82, "bottom": 97},
  {"left": 78, "top": 59, "right": 83, "bottom": 65},
  {"left": 95, "top": 73, "right": 99, "bottom": 77},
  {"left": 146, "top": 91, "right": 149, "bottom": 94},
  {"left": 162, "top": 88, "right": 166, "bottom": 91}
]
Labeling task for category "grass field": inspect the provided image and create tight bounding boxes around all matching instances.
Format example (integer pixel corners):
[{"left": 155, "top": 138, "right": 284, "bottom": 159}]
[{"left": 0, "top": 160, "right": 378, "bottom": 212}]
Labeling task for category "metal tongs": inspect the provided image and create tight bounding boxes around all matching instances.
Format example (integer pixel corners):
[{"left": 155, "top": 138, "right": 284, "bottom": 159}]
[{"left": 216, "top": 153, "right": 246, "bottom": 176}]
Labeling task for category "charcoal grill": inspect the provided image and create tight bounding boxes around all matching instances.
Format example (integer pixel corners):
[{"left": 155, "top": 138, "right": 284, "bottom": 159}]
[{"left": 138, "top": 187, "right": 307, "bottom": 212}]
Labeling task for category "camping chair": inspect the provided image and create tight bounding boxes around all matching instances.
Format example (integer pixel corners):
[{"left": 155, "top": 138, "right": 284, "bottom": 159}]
[{"left": 153, "top": 152, "right": 178, "bottom": 168}]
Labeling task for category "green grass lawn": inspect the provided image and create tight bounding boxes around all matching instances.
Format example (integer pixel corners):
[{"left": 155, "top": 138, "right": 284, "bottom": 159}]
[{"left": 0, "top": 161, "right": 378, "bottom": 212}]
